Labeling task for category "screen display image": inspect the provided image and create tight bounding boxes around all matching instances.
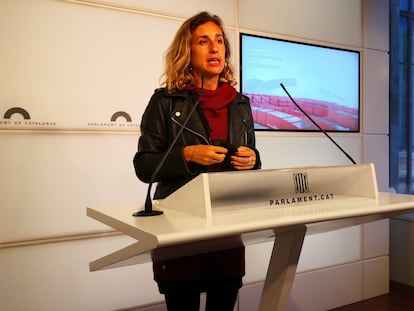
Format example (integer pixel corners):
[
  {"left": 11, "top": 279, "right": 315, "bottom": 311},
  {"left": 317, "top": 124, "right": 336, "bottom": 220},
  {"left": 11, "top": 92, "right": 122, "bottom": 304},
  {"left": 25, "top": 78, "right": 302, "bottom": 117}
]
[{"left": 240, "top": 33, "right": 360, "bottom": 132}]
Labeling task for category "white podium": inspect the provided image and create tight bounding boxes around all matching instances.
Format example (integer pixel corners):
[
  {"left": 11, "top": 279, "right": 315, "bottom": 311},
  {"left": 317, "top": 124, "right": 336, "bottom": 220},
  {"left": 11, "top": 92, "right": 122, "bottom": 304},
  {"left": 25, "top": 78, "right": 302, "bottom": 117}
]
[{"left": 87, "top": 164, "right": 414, "bottom": 311}]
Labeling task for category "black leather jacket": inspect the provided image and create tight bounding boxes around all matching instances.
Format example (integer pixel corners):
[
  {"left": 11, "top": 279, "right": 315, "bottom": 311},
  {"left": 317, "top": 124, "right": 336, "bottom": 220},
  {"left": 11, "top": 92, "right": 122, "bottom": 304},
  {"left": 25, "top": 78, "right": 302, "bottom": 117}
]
[{"left": 133, "top": 87, "right": 261, "bottom": 199}]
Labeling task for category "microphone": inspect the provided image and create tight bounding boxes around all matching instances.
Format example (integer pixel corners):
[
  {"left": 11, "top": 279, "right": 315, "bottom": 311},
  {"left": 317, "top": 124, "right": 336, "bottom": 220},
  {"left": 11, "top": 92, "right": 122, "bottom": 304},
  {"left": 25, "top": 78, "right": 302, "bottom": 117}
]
[
  {"left": 133, "top": 76, "right": 205, "bottom": 217},
  {"left": 280, "top": 83, "right": 356, "bottom": 165}
]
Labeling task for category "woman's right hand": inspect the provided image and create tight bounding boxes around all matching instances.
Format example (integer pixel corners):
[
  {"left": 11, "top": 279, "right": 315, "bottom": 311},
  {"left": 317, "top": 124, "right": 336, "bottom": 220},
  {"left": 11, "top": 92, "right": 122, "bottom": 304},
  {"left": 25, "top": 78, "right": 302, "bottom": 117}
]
[{"left": 183, "top": 144, "right": 228, "bottom": 165}]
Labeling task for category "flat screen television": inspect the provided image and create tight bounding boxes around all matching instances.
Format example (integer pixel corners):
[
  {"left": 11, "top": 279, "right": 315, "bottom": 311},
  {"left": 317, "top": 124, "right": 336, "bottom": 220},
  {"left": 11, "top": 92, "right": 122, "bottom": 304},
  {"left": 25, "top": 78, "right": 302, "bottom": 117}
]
[{"left": 240, "top": 33, "right": 360, "bottom": 132}]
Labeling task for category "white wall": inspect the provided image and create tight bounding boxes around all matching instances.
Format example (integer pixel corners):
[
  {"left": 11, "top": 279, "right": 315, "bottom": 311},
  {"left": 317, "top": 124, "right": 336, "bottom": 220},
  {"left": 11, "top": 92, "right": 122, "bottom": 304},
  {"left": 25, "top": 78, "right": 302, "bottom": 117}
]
[{"left": 0, "top": 0, "right": 389, "bottom": 310}]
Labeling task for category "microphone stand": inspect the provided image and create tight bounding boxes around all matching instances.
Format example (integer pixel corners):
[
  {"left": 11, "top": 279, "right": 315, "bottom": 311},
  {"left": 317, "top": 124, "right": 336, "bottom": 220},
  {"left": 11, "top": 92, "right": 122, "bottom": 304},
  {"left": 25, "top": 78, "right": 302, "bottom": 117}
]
[
  {"left": 280, "top": 83, "right": 356, "bottom": 165},
  {"left": 133, "top": 78, "right": 205, "bottom": 216}
]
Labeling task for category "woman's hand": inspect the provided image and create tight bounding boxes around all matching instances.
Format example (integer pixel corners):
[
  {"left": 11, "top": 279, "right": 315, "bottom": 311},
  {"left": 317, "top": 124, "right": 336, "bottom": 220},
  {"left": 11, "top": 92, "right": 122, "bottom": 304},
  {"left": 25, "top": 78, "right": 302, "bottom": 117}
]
[
  {"left": 231, "top": 146, "right": 256, "bottom": 170},
  {"left": 183, "top": 144, "right": 228, "bottom": 165},
  {"left": 183, "top": 144, "right": 256, "bottom": 170}
]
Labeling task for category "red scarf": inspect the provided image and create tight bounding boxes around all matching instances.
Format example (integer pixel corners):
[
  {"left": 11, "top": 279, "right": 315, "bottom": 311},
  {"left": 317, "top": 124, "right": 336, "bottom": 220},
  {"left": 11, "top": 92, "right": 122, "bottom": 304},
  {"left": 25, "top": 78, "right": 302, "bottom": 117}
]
[{"left": 197, "top": 83, "right": 237, "bottom": 141}]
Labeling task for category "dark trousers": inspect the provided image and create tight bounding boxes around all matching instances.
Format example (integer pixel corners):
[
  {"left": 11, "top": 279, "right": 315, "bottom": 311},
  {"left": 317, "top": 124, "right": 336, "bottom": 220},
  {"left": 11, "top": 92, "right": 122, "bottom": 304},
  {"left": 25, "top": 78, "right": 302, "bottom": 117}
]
[{"left": 157, "top": 277, "right": 242, "bottom": 311}]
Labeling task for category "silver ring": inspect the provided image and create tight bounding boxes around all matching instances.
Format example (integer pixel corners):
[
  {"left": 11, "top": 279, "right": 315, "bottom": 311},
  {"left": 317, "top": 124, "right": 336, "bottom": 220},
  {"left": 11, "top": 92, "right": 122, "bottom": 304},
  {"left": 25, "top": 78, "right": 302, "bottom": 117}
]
[
  {"left": 248, "top": 157, "right": 251, "bottom": 164},
  {"left": 212, "top": 159, "right": 218, "bottom": 164}
]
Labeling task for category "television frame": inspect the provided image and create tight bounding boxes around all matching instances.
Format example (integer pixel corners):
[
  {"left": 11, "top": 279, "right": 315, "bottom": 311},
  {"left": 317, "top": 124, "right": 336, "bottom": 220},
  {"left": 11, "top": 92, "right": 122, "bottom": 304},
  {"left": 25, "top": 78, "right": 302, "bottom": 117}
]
[{"left": 239, "top": 32, "right": 361, "bottom": 133}]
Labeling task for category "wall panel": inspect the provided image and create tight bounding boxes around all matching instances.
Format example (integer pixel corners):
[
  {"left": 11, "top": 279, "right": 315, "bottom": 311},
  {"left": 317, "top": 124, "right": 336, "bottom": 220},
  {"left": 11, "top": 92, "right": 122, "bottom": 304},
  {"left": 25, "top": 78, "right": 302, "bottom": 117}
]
[
  {"left": 238, "top": 0, "right": 362, "bottom": 46},
  {"left": 256, "top": 134, "right": 361, "bottom": 169},
  {"left": 362, "top": 49, "right": 389, "bottom": 135},
  {"left": 0, "top": 235, "right": 162, "bottom": 311},
  {"left": 68, "top": 0, "right": 238, "bottom": 26},
  {"left": 244, "top": 226, "right": 362, "bottom": 283},
  {"left": 363, "top": 0, "right": 389, "bottom": 51},
  {"left": 0, "top": 0, "right": 176, "bottom": 131},
  {"left": 239, "top": 261, "right": 364, "bottom": 311},
  {"left": 0, "top": 132, "right": 143, "bottom": 243}
]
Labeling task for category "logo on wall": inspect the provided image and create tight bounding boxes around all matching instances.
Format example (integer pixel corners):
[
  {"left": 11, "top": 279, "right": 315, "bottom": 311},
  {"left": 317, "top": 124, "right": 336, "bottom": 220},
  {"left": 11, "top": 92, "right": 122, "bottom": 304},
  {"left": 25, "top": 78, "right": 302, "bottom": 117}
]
[
  {"left": 0, "top": 106, "right": 57, "bottom": 129},
  {"left": 87, "top": 110, "right": 139, "bottom": 130},
  {"left": 4, "top": 107, "right": 31, "bottom": 119},
  {"left": 110, "top": 111, "right": 132, "bottom": 122},
  {"left": 293, "top": 172, "right": 309, "bottom": 194}
]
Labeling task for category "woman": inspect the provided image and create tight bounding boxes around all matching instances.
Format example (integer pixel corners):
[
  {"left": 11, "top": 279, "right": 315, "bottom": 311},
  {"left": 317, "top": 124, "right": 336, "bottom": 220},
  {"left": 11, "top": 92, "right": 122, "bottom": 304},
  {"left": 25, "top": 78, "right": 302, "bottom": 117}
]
[{"left": 133, "top": 11, "right": 261, "bottom": 311}]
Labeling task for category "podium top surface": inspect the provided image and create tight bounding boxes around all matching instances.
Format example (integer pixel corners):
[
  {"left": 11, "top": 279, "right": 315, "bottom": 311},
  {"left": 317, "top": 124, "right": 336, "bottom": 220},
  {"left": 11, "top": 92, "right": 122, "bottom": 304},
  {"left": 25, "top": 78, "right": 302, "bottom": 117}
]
[{"left": 87, "top": 191, "right": 414, "bottom": 247}]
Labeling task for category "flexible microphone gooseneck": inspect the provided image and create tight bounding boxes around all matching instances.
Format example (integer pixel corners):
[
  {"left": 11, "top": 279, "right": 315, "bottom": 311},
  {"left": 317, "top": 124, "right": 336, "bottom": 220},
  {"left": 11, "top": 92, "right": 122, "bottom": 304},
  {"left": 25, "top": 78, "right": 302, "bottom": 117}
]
[
  {"left": 280, "top": 83, "right": 356, "bottom": 165},
  {"left": 133, "top": 77, "right": 205, "bottom": 217}
]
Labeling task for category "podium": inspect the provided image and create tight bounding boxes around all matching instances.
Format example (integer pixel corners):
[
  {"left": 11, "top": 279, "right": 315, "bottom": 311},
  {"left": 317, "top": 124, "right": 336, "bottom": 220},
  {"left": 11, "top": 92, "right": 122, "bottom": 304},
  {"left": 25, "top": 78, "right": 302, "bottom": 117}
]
[{"left": 87, "top": 164, "right": 414, "bottom": 311}]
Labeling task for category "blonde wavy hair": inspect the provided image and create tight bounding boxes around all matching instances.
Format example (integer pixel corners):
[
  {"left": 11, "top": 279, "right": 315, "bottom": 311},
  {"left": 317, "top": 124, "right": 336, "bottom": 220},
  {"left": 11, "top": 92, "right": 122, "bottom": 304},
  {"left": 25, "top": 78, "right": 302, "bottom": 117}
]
[{"left": 161, "top": 12, "right": 236, "bottom": 92}]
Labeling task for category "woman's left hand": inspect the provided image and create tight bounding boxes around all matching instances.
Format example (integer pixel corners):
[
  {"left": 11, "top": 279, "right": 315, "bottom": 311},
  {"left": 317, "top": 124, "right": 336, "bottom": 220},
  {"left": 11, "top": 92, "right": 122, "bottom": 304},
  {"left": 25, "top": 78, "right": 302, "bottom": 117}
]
[{"left": 230, "top": 146, "right": 256, "bottom": 170}]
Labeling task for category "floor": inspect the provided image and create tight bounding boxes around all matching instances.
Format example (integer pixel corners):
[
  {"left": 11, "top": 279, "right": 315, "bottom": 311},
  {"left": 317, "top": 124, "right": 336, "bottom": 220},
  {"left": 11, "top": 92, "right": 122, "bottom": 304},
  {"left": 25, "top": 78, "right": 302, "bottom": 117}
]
[{"left": 329, "top": 281, "right": 414, "bottom": 311}]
